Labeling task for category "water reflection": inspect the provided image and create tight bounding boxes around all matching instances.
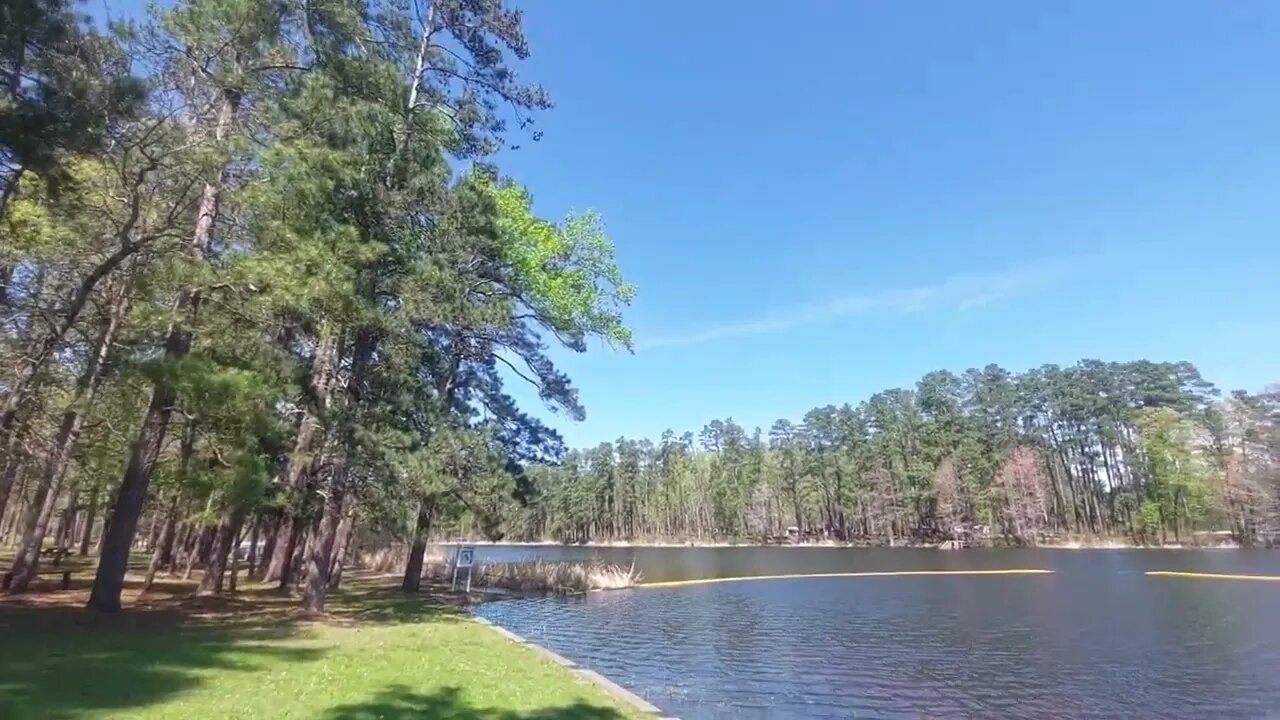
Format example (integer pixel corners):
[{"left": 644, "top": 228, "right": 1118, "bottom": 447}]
[{"left": 473, "top": 548, "right": 1280, "bottom": 719}]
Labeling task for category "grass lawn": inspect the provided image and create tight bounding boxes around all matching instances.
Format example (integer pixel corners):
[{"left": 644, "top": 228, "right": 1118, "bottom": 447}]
[{"left": 0, "top": 569, "right": 648, "bottom": 720}]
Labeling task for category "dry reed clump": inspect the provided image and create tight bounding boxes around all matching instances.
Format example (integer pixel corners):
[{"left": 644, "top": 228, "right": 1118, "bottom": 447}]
[
  {"left": 358, "top": 546, "right": 640, "bottom": 594},
  {"left": 357, "top": 545, "right": 449, "bottom": 574},
  {"left": 472, "top": 559, "right": 642, "bottom": 594}
]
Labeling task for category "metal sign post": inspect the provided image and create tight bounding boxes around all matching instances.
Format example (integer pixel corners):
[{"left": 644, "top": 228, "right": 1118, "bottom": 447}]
[{"left": 451, "top": 545, "right": 476, "bottom": 593}]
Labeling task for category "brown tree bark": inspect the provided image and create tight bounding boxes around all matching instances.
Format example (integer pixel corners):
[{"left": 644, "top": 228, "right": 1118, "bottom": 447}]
[
  {"left": 245, "top": 519, "right": 260, "bottom": 579},
  {"left": 168, "top": 522, "right": 188, "bottom": 573},
  {"left": 197, "top": 504, "right": 246, "bottom": 595},
  {"left": 88, "top": 89, "right": 240, "bottom": 613},
  {"left": 327, "top": 500, "right": 356, "bottom": 591},
  {"left": 274, "top": 510, "right": 308, "bottom": 589},
  {"left": 56, "top": 484, "right": 81, "bottom": 548},
  {"left": 256, "top": 514, "right": 279, "bottom": 580},
  {"left": 301, "top": 478, "right": 345, "bottom": 613},
  {"left": 184, "top": 523, "right": 215, "bottom": 581},
  {"left": 7, "top": 297, "right": 123, "bottom": 593},
  {"left": 265, "top": 327, "right": 337, "bottom": 583},
  {"left": 78, "top": 485, "right": 98, "bottom": 556},
  {"left": 143, "top": 496, "right": 180, "bottom": 591},
  {"left": 298, "top": 325, "right": 377, "bottom": 613},
  {"left": 0, "top": 428, "right": 29, "bottom": 528},
  {"left": 402, "top": 495, "right": 437, "bottom": 592}
]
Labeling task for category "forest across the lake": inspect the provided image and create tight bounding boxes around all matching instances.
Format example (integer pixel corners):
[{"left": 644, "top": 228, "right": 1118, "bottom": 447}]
[{"left": 454, "top": 360, "right": 1280, "bottom": 549}]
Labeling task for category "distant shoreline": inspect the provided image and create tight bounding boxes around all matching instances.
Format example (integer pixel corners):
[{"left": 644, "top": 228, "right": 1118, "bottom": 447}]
[{"left": 447, "top": 538, "right": 1248, "bottom": 551}]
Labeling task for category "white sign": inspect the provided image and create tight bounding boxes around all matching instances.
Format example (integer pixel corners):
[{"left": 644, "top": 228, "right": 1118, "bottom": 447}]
[
  {"left": 451, "top": 546, "right": 477, "bottom": 593},
  {"left": 455, "top": 546, "right": 476, "bottom": 569}
]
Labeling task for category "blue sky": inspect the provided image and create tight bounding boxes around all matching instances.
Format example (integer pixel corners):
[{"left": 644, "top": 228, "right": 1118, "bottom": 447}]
[
  {"left": 494, "top": 1, "right": 1280, "bottom": 447},
  {"left": 100, "top": 0, "right": 1280, "bottom": 447}
]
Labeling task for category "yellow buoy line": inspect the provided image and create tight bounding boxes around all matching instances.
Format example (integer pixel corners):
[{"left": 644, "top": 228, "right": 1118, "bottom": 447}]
[
  {"left": 1145, "top": 571, "right": 1280, "bottom": 582},
  {"left": 636, "top": 568, "right": 1054, "bottom": 589}
]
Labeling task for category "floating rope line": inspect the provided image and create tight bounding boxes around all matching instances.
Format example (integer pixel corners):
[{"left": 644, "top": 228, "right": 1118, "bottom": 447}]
[
  {"left": 1145, "top": 571, "right": 1280, "bottom": 582},
  {"left": 636, "top": 568, "right": 1055, "bottom": 589}
]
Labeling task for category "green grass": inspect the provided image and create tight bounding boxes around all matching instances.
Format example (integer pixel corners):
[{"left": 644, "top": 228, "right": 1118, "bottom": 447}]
[{"left": 0, "top": 577, "right": 647, "bottom": 720}]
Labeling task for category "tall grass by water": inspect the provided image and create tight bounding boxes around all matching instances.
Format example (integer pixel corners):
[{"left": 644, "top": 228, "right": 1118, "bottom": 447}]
[
  {"left": 476, "top": 559, "right": 642, "bottom": 594},
  {"left": 357, "top": 546, "right": 642, "bottom": 594}
]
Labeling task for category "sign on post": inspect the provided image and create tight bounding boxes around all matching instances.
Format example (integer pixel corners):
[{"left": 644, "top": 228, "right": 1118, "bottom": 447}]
[{"left": 451, "top": 545, "right": 477, "bottom": 593}]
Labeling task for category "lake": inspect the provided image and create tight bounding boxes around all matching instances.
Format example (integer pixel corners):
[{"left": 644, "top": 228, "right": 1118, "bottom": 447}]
[{"left": 471, "top": 546, "right": 1280, "bottom": 719}]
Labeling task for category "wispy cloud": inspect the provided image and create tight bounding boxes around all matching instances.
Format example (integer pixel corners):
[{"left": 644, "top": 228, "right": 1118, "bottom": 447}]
[{"left": 639, "top": 257, "right": 1074, "bottom": 349}]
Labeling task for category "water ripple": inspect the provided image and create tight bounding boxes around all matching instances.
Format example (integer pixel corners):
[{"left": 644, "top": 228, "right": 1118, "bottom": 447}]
[{"left": 474, "top": 550, "right": 1280, "bottom": 719}]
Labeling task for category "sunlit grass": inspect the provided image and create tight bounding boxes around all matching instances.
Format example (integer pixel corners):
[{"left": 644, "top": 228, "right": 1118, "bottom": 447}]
[{"left": 0, "top": 576, "right": 645, "bottom": 720}]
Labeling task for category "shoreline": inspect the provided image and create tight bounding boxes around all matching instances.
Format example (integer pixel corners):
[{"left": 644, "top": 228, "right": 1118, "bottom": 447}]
[{"left": 450, "top": 539, "right": 1249, "bottom": 551}]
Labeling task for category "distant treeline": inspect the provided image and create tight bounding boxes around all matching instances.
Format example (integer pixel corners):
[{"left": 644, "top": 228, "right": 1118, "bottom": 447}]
[{"left": 497, "top": 360, "right": 1280, "bottom": 546}]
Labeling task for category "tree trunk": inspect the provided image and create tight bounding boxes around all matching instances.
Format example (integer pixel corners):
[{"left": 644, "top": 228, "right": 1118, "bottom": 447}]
[
  {"left": 402, "top": 495, "right": 437, "bottom": 592},
  {"left": 78, "top": 485, "right": 99, "bottom": 556},
  {"left": 328, "top": 501, "right": 356, "bottom": 591},
  {"left": 301, "top": 320, "right": 371, "bottom": 612},
  {"left": 0, "top": 168, "right": 22, "bottom": 229},
  {"left": 184, "top": 523, "right": 215, "bottom": 580},
  {"left": 146, "top": 424, "right": 195, "bottom": 590},
  {"left": 197, "top": 519, "right": 217, "bottom": 566},
  {"left": 5, "top": 469, "right": 63, "bottom": 593},
  {"left": 168, "top": 522, "right": 188, "bottom": 573},
  {"left": 0, "top": 429, "right": 28, "bottom": 527},
  {"left": 229, "top": 524, "right": 247, "bottom": 593},
  {"left": 273, "top": 511, "right": 308, "bottom": 589},
  {"left": 95, "top": 503, "right": 112, "bottom": 556},
  {"left": 266, "top": 328, "right": 337, "bottom": 583},
  {"left": 256, "top": 514, "right": 279, "bottom": 580},
  {"left": 301, "top": 480, "right": 345, "bottom": 613},
  {"left": 245, "top": 519, "right": 260, "bottom": 579},
  {"left": 56, "top": 483, "right": 81, "bottom": 549},
  {"left": 198, "top": 504, "right": 246, "bottom": 595},
  {"left": 87, "top": 89, "right": 239, "bottom": 613},
  {"left": 7, "top": 298, "right": 121, "bottom": 592},
  {"left": 143, "top": 496, "right": 180, "bottom": 591}
]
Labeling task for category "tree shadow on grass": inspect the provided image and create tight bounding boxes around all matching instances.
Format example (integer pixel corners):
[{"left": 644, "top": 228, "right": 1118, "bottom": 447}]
[
  {"left": 322, "top": 685, "right": 627, "bottom": 720},
  {"left": 327, "top": 581, "right": 468, "bottom": 625},
  {"left": 0, "top": 605, "right": 322, "bottom": 719},
  {"left": 0, "top": 574, "right": 465, "bottom": 719}
]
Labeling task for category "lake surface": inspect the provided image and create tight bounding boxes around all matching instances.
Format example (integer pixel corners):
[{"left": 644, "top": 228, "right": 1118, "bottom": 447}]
[{"left": 471, "top": 547, "right": 1280, "bottom": 719}]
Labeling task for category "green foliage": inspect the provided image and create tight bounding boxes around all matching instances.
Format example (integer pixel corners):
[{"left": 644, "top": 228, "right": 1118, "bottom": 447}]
[
  {"left": 1, "top": 0, "right": 145, "bottom": 197},
  {"left": 0, "top": 0, "right": 641, "bottom": 608},
  {"left": 1135, "top": 407, "right": 1214, "bottom": 541},
  {"left": 486, "top": 176, "right": 634, "bottom": 350},
  {"left": 512, "top": 359, "right": 1255, "bottom": 546}
]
